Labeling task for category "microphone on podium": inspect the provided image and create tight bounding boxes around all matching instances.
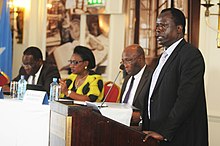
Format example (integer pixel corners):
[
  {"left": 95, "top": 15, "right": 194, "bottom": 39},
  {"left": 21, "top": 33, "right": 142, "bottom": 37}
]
[
  {"left": 119, "top": 64, "right": 125, "bottom": 70},
  {"left": 100, "top": 64, "right": 125, "bottom": 108}
]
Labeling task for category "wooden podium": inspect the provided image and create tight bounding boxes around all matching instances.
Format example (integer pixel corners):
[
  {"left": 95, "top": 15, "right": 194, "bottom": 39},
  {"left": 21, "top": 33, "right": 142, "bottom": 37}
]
[{"left": 50, "top": 101, "right": 158, "bottom": 146}]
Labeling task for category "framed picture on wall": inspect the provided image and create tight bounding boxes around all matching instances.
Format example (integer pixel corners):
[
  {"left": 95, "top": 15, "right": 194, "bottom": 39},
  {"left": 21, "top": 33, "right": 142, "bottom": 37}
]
[
  {"left": 46, "top": 0, "right": 109, "bottom": 78},
  {"left": 85, "top": 14, "right": 110, "bottom": 76},
  {"left": 10, "top": 7, "right": 24, "bottom": 44},
  {"left": 46, "top": 0, "right": 81, "bottom": 77}
]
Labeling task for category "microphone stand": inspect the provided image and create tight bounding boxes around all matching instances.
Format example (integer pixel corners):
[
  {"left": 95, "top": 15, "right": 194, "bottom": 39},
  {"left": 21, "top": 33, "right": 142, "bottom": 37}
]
[{"left": 100, "top": 70, "right": 122, "bottom": 108}]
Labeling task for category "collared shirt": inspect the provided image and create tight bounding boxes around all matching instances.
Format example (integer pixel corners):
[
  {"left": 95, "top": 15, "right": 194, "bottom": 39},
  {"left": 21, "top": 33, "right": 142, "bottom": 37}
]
[
  {"left": 27, "top": 65, "right": 43, "bottom": 85},
  {"left": 148, "top": 38, "right": 183, "bottom": 118},
  {"left": 122, "top": 65, "right": 146, "bottom": 105}
]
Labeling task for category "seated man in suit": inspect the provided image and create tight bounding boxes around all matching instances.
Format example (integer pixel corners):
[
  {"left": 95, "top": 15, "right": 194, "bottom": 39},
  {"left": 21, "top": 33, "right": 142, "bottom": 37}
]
[
  {"left": 5, "top": 46, "right": 60, "bottom": 94},
  {"left": 120, "top": 44, "right": 152, "bottom": 126}
]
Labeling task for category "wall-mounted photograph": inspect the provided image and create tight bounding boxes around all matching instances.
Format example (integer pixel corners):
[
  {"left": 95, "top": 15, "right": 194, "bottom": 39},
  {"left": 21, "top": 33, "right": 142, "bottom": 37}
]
[
  {"left": 46, "top": 0, "right": 109, "bottom": 78},
  {"left": 85, "top": 14, "right": 109, "bottom": 76}
]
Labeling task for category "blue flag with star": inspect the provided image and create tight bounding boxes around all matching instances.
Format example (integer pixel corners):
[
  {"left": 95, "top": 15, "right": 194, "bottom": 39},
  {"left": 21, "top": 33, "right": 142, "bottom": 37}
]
[{"left": 0, "top": 0, "right": 12, "bottom": 79}]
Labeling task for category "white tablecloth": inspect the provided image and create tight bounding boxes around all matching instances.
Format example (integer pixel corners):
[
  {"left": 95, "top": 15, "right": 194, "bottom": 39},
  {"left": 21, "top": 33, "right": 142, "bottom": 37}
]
[{"left": 0, "top": 98, "right": 50, "bottom": 146}]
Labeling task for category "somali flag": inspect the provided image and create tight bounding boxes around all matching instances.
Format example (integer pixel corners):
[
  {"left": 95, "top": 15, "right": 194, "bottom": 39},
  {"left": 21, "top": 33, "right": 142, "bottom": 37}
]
[{"left": 0, "top": 0, "right": 12, "bottom": 79}]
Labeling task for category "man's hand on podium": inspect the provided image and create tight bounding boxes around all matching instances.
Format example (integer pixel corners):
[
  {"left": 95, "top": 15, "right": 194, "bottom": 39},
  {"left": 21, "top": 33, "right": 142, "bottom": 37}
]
[
  {"left": 143, "top": 131, "right": 164, "bottom": 142},
  {"left": 131, "top": 111, "right": 141, "bottom": 125}
]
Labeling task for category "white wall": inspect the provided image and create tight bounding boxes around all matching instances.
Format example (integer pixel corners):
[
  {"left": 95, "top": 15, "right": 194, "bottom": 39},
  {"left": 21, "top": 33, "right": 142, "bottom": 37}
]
[
  {"left": 107, "top": 14, "right": 125, "bottom": 84},
  {"left": 199, "top": 0, "right": 220, "bottom": 145}
]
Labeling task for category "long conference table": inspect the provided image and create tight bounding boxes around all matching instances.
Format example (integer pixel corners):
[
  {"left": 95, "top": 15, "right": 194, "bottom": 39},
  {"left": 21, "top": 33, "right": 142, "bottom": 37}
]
[{"left": 0, "top": 97, "right": 50, "bottom": 146}]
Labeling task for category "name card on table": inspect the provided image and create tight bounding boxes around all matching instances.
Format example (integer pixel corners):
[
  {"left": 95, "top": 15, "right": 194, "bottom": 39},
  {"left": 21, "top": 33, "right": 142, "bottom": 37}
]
[{"left": 23, "top": 90, "right": 49, "bottom": 105}]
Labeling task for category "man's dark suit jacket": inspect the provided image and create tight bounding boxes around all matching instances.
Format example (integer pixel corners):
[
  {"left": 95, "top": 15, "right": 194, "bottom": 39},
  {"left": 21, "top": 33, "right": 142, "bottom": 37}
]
[
  {"left": 13, "top": 63, "right": 60, "bottom": 94},
  {"left": 142, "top": 39, "right": 208, "bottom": 146},
  {"left": 120, "top": 66, "right": 152, "bottom": 115}
]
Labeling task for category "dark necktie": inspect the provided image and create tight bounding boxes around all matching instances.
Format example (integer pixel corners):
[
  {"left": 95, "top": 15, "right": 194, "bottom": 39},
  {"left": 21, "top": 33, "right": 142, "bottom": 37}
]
[
  {"left": 123, "top": 76, "right": 135, "bottom": 103},
  {"left": 32, "top": 75, "right": 35, "bottom": 85}
]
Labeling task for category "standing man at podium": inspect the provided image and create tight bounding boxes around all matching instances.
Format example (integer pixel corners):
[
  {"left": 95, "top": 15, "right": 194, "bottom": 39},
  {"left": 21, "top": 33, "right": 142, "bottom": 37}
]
[
  {"left": 142, "top": 8, "right": 208, "bottom": 146},
  {"left": 120, "top": 44, "right": 152, "bottom": 125}
]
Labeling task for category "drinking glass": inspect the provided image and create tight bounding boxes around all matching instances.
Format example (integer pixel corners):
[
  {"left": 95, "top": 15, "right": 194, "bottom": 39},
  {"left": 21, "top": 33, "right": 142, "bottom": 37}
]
[{"left": 10, "top": 81, "right": 18, "bottom": 98}]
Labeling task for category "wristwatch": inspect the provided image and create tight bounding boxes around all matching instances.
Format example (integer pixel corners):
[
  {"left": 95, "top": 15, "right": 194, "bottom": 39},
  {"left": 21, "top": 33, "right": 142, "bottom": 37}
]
[{"left": 67, "top": 90, "right": 71, "bottom": 97}]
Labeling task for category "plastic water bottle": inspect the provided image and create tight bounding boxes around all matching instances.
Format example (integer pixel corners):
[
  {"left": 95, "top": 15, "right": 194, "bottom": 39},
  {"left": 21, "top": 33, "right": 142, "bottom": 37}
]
[
  {"left": 49, "top": 78, "right": 60, "bottom": 101},
  {"left": 17, "top": 75, "right": 27, "bottom": 100}
]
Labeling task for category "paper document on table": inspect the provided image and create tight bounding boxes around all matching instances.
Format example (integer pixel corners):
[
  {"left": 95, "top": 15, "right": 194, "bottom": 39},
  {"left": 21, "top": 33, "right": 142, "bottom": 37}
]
[
  {"left": 100, "top": 103, "right": 132, "bottom": 126},
  {"left": 57, "top": 99, "right": 86, "bottom": 105},
  {"left": 74, "top": 100, "right": 86, "bottom": 105},
  {"left": 85, "top": 101, "right": 107, "bottom": 107}
]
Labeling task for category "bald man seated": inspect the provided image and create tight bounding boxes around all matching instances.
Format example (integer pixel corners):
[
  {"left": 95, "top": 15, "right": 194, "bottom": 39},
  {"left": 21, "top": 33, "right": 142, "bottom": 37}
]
[{"left": 120, "top": 44, "right": 152, "bottom": 126}]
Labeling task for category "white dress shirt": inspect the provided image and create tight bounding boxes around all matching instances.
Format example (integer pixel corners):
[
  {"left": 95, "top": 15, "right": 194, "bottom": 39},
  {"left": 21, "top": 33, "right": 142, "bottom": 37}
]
[
  {"left": 27, "top": 65, "right": 43, "bottom": 85},
  {"left": 148, "top": 38, "right": 183, "bottom": 118},
  {"left": 122, "top": 65, "right": 146, "bottom": 105}
]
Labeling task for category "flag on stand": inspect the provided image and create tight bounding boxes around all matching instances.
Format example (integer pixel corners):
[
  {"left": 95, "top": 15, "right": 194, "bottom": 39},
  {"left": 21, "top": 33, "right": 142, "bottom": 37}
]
[{"left": 0, "top": 0, "right": 12, "bottom": 80}]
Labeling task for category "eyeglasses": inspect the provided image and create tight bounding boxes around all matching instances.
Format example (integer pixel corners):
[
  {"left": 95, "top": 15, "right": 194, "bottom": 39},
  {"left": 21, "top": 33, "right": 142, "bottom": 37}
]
[
  {"left": 68, "top": 60, "right": 84, "bottom": 65},
  {"left": 21, "top": 63, "right": 34, "bottom": 68},
  {"left": 121, "top": 55, "right": 140, "bottom": 65}
]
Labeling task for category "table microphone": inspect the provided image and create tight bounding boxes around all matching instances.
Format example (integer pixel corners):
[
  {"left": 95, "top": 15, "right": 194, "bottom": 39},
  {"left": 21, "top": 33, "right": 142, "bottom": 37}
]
[{"left": 100, "top": 64, "right": 125, "bottom": 108}]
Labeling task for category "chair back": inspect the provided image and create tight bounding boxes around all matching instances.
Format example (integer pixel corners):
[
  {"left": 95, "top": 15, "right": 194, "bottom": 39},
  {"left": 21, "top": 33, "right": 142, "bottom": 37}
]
[
  {"left": 103, "top": 81, "right": 121, "bottom": 102},
  {"left": 0, "top": 71, "right": 9, "bottom": 86}
]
